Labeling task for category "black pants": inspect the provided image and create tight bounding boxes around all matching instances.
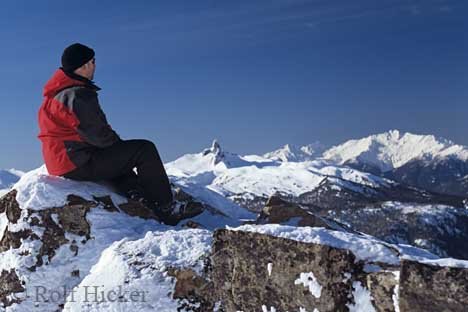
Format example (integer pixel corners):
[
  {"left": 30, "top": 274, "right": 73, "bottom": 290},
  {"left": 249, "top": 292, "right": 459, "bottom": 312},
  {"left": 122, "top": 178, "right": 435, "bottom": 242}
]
[{"left": 63, "top": 139, "right": 173, "bottom": 206}]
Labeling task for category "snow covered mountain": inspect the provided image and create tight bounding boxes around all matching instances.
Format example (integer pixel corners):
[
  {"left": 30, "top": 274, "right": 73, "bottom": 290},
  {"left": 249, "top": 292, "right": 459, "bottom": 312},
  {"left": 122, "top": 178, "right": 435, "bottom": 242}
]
[
  {"left": 323, "top": 130, "right": 468, "bottom": 172},
  {"left": 167, "top": 140, "right": 465, "bottom": 211},
  {"left": 260, "top": 130, "right": 468, "bottom": 196},
  {"left": 166, "top": 141, "right": 397, "bottom": 212},
  {"left": 263, "top": 142, "right": 326, "bottom": 162},
  {"left": 261, "top": 130, "right": 468, "bottom": 173}
]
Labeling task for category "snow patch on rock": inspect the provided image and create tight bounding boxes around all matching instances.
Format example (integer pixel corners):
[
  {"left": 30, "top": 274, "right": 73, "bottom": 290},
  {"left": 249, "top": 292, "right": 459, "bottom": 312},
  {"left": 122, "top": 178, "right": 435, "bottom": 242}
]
[
  {"left": 346, "top": 281, "right": 376, "bottom": 312},
  {"left": 294, "top": 272, "right": 322, "bottom": 298}
]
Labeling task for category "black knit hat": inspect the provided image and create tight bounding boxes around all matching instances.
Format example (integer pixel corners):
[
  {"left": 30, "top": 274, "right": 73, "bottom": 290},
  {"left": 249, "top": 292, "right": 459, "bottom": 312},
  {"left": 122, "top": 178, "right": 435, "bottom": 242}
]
[{"left": 61, "top": 43, "right": 95, "bottom": 72}]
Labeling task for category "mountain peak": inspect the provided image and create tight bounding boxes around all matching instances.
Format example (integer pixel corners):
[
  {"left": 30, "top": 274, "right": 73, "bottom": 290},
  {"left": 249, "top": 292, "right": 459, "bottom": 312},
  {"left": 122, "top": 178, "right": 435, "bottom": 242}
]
[
  {"left": 387, "top": 129, "right": 400, "bottom": 140},
  {"left": 202, "top": 139, "right": 225, "bottom": 165},
  {"left": 264, "top": 142, "right": 325, "bottom": 162}
]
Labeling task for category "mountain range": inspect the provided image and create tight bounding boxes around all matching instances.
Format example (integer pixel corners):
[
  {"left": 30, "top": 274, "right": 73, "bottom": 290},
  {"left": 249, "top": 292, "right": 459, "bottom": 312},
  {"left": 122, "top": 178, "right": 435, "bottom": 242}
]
[{"left": 263, "top": 130, "right": 468, "bottom": 196}]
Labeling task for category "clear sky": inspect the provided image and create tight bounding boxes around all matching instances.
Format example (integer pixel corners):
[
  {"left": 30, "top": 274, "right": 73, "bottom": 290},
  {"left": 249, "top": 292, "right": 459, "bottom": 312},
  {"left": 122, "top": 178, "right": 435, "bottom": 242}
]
[{"left": 0, "top": 0, "right": 467, "bottom": 170}]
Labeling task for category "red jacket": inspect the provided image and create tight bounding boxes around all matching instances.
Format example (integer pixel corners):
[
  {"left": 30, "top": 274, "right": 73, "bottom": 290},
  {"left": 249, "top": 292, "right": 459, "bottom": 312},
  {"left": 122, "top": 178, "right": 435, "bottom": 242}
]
[{"left": 38, "top": 69, "right": 120, "bottom": 176}]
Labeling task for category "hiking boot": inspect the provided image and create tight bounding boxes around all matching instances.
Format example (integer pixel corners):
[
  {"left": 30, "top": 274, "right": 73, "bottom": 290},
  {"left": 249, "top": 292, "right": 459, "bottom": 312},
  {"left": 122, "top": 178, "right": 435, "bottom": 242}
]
[
  {"left": 152, "top": 200, "right": 204, "bottom": 226},
  {"left": 126, "top": 189, "right": 148, "bottom": 204}
]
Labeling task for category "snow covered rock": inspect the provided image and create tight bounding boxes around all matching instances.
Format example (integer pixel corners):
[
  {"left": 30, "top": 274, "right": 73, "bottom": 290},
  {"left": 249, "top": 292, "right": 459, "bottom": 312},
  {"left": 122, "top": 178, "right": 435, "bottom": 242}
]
[
  {"left": 0, "top": 189, "right": 161, "bottom": 310},
  {"left": 0, "top": 166, "right": 228, "bottom": 311},
  {"left": 62, "top": 229, "right": 213, "bottom": 312}
]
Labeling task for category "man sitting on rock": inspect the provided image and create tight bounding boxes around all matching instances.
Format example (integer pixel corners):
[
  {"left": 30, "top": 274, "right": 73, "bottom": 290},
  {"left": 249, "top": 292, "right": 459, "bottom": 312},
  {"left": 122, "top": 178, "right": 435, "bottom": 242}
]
[{"left": 37, "top": 43, "right": 201, "bottom": 225}]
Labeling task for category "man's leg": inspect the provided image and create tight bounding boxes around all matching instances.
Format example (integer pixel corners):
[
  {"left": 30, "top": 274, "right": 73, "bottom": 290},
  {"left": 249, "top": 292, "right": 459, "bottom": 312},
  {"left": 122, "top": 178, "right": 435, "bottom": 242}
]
[
  {"left": 63, "top": 139, "right": 173, "bottom": 206},
  {"left": 109, "top": 170, "right": 142, "bottom": 197}
]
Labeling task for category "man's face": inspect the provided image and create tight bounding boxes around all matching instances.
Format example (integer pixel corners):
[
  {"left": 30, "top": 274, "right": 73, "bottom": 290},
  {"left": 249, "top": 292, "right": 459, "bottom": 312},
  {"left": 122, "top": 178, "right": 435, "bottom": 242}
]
[
  {"left": 86, "top": 57, "right": 96, "bottom": 80},
  {"left": 76, "top": 57, "right": 96, "bottom": 80}
]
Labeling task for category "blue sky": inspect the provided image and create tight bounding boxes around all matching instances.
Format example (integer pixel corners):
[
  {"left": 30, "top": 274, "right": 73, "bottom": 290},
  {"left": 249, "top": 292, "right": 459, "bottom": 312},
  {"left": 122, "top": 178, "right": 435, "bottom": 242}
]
[{"left": 0, "top": 0, "right": 467, "bottom": 170}]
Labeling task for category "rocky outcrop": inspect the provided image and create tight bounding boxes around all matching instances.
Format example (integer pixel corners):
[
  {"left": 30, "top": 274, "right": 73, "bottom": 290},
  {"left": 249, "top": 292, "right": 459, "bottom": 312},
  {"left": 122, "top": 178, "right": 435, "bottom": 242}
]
[
  {"left": 210, "top": 229, "right": 364, "bottom": 312},
  {"left": 0, "top": 193, "right": 127, "bottom": 273},
  {"left": 0, "top": 192, "right": 115, "bottom": 307},
  {"left": 256, "top": 195, "right": 331, "bottom": 228},
  {"left": 0, "top": 269, "right": 24, "bottom": 307},
  {"left": 0, "top": 186, "right": 214, "bottom": 310},
  {"left": 0, "top": 190, "right": 22, "bottom": 223},
  {"left": 399, "top": 260, "right": 468, "bottom": 312},
  {"left": 166, "top": 229, "right": 468, "bottom": 312},
  {"left": 167, "top": 267, "right": 214, "bottom": 311},
  {"left": 152, "top": 228, "right": 398, "bottom": 311},
  {"left": 366, "top": 271, "right": 399, "bottom": 312}
]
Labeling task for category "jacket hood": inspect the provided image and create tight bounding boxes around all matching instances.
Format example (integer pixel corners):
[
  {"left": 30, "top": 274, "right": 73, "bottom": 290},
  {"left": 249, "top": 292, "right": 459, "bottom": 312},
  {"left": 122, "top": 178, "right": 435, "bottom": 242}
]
[{"left": 43, "top": 69, "right": 99, "bottom": 97}]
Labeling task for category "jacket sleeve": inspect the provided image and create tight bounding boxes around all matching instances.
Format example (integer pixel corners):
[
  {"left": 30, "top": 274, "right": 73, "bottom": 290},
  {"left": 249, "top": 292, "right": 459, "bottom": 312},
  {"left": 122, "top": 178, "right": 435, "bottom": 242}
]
[{"left": 71, "top": 87, "right": 121, "bottom": 148}]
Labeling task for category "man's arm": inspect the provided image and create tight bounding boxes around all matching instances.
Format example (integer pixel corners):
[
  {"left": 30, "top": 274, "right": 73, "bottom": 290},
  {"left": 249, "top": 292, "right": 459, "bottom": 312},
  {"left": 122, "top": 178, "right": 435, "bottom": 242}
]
[{"left": 70, "top": 87, "right": 121, "bottom": 148}]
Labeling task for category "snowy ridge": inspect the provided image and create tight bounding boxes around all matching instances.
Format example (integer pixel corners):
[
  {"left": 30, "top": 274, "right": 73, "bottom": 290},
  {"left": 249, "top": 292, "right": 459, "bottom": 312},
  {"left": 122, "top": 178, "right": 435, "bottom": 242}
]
[
  {"left": 263, "top": 142, "right": 326, "bottom": 162},
  {"left": 230, "top": 224, "right": 444, "bottom": 266},
  {"left": 322, "top": 130, "right": 468, "bottom": 172}
]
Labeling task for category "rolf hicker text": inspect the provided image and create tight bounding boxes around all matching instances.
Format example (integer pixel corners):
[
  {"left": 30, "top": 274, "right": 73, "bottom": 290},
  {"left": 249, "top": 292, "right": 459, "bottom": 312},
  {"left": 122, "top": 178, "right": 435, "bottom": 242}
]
[{"left": 31, "top": 285, "right": 148, "bottom": 304}]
